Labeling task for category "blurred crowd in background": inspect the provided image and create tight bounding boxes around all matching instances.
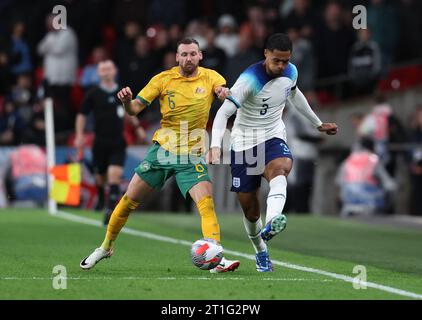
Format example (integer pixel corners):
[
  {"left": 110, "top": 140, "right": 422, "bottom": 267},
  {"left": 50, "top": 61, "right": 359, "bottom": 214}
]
[{"left": 0, "top": 0, "right": 421, "bottom": 215}]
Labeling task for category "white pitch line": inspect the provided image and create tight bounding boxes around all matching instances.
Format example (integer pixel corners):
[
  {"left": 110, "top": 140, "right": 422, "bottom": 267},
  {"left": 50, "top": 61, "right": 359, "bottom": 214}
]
[
  {"left": 0, "top": 276, "right": 335, "bottom": 282},
  {"left": 54, "top": 210, "right": 422, "bottom": 299}
]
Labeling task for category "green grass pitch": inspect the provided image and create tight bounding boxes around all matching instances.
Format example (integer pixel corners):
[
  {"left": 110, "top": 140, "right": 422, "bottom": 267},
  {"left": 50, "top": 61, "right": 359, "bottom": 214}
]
[{"left": 1, "top": 208, "right": 422, "bottom": 300}]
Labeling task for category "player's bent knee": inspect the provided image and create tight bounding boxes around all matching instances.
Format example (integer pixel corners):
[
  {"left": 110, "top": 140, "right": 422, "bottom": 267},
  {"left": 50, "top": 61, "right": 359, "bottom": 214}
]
[
  {"left": 265, "top": 158, "right": 292, "bottom": 180},
  {"left": 240, "top": 201, "right": 261, "bottom": 222},
  {"left": 126, "top": 174, "right": 154, "bottom": 203},
  {"left": 189, "top": 181, "right": 213, "bottom": 203},
  {"left": 245, "top": 211, "right": 260, "bottom": 223},
  {"left": 267, "top": 166, "right": 291, "bottom": 180},
  {"left": 278, "top": 168, "right": 291, "bottom": 177}
]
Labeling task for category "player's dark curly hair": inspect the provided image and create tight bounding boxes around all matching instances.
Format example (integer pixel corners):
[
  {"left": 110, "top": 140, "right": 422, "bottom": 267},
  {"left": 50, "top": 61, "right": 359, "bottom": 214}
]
[
  {"left": 177, "top": 38, "right": 200, "bottom": 51},
  {"left": 266, "top": 33, "right": 292, "bottom": 52}
]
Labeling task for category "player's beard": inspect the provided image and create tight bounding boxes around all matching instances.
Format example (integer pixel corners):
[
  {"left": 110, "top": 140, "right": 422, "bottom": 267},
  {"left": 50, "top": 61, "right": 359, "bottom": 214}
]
[{"left": 180, "top": 62, "right": 198, "bottom": 76}]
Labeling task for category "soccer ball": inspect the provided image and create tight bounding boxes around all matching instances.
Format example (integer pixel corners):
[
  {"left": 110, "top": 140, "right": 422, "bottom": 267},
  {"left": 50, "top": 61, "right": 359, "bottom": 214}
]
[{"left": 191, "top": 238, "right": 223, "bottom": 270}]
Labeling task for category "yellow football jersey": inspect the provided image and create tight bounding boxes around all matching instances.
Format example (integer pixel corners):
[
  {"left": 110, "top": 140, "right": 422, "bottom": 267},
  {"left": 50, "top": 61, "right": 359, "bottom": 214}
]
[{"left": 137, "top": 66, "right": 226, "bottom": 155}]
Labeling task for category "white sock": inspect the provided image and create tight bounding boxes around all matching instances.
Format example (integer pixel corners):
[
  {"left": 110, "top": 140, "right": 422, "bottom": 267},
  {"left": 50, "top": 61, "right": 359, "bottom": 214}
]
[
  {"left": 243, "top": 215, "right": 267, "bottom": 253},
  {"left": 266, "top": 175, "right": 287, "bottom": 224}
]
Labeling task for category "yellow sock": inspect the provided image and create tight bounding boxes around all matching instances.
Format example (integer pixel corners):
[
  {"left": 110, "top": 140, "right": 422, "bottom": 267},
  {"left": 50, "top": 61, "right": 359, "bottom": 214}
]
[
  {"left": 197, "top": 196, "right": 221, "bottom": 243},
  {"left": 101, "top": 194, "right": 139, "bottom": 250}
]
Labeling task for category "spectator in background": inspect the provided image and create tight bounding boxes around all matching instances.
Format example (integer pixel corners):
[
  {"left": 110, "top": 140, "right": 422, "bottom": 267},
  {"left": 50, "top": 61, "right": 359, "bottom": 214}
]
[
  {"left": 202, "top": 27, "right": 228, "bottom": 126},
  {"left": 115, "top": 21, "right": 141, "bottom": 66},
  {"left": 80, "top": 46, "right": 109, "bottom": 91},
  {"left": 263, "top": 3, "right": 283, "bottom": 35},
  {"left": 184, "top": 19, "right": 208, "bottom": 50},
  {"left": 350, "top": 112, "right": 365, "bottom": 151},
  {"left": 284, "top": 103, "right": 323, "bottom": 213},
  {"left": 358, "top": 97, "right": 390, "bottom": 161},
  {"left": 287, "top": 27, "right": 315, "bottom": 92},
  {"left": 201, "top": 28, "right": 227, "bottom": 75},
  {"left": 37, "top": 14, "right": 78, "bottom": 86},
  {"left": 359, "top": 94, "right": 407, "bottom": 177},
  {"left": 37, "top": 14, "right": 78, "bottom": 135},
  {"left": 284, "top": 0, "right": 317, "bottom": 39},
  {"left": 408, "top": 107, "right": 422, "bottom": 216},
  {"left": 148, "top": 0, "right": 188, "bottom": 27},
  {"left": 168, "top": 24, "right": 183, "bottom": 50},
  {"left": 224, "top": 31, "right": 260, "bottom": 87},
  {"left": 251, "top": 21, "right": 269, "bottom": 52},
  {"left": 396, "top": 0, "right": 422, "bottom": 63},
  {"left": 210, "top": 0, "right": 247, "bottom": 23},
  {"left": 315, "top": 1, "right": 355, "bottom": 79},
  {"left": 10, "top": 21, "right": 32, "bottom": 77},
  {"left": 10, "top": 73, "right": 34, "bottom": 126},
  {"left": 152, "top": 27, "right": 172, "bottom": 64},
  {"left": 119, "top": 35, "right": 158, "bottom": 93},
  {"left": 154, "top": 50, "right": 177, "bottom": 74},
  {"left": 368, "top": 0, "right": 398, "bottom": 74},
  {"left": 348, "top": 28, "right": 381, "bottom": 96},
  {"left": 112, "top": 0, "right": 149, "bottom": 31},
  {"left": 21, "top": 101, "right": 45, "bottom": 146},
  {"left": 215, "top": 14, "right": 240, "bottom": 58},
  {"left": 65, "top": 0, "right": 108, "bottom": 64},
  {"left": 336, "top": 137, "right": 397, "bottom": 217},
  {"left": 0, "top": 31, "right": 12, "bottom": 94},
  {"left": 240, "top": 5, "right": 267, "bottom": 50},
  {"left": 0, "top": 100, "right": 24, "bottom": 146}
]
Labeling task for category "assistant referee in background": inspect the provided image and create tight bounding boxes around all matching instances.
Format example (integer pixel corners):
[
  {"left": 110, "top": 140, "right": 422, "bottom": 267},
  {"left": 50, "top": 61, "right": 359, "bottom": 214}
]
[{"left": 75, "top": 60, "right": 134, "bottom": 225}]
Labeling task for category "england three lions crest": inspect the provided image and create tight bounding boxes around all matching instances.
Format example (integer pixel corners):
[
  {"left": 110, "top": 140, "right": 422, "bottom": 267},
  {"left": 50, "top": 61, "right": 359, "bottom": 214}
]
[{"left": 232, "top": 177, "right": 240, "bottom": 188}]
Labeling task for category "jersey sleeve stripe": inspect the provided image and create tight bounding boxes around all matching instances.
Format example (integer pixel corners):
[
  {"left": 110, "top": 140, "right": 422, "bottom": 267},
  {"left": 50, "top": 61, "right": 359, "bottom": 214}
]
[
  {"left": 227, "top": 96, "right": 241, "bottom": 109},
  {"left": 136, "top": 95, "right": 151, "bottom": 106}
]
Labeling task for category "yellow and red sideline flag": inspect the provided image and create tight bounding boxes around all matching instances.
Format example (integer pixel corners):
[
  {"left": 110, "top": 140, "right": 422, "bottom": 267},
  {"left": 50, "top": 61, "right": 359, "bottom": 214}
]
[{"left": 49, "top": 163, "right": 81, "bottom": 206}]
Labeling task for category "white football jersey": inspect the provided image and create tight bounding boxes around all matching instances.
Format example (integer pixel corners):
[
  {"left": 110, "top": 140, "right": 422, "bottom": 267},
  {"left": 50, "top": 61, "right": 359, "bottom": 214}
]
[{"left": 227, "top": 61, "right": 298, "bottom": 151}]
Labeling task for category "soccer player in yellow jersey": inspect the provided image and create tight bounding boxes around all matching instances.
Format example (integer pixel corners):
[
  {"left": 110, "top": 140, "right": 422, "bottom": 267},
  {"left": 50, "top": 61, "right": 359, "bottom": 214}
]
[{"left": 80, "top": 38, "right": 240, "bottom": 273}]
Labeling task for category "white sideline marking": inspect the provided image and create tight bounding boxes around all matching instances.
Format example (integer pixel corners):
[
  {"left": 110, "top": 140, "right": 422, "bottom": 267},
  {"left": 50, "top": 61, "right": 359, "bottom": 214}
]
[
  {"left": 0, "top": 276, "right": 335, "bottom": 282},
  {"left": 55, "top": 210, "right": 422, "bottom": 299}
]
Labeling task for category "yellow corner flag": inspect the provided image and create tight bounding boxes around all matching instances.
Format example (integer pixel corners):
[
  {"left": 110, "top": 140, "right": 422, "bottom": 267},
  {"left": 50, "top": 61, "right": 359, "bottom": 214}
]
[{"left": 50, "top": 163, "right": 81, "bottom": 206}]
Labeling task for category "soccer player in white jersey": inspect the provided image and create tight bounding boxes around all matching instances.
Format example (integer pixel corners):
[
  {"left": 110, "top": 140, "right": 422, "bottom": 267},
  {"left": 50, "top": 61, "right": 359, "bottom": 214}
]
[{"left": 208, "top": 33, "right": 338, "bottom": 272}]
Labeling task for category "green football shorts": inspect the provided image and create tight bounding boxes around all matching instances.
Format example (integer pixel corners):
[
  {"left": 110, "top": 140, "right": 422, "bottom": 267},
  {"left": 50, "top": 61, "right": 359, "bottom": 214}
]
[{"left": 135, "top": 142, "right": 211, "bottom": 198}]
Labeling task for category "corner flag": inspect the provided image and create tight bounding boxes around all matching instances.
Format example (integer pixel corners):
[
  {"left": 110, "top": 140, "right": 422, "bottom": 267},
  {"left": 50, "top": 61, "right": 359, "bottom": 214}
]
[{"left": 50, "top": 163, "right": 81, "bottom": 206}]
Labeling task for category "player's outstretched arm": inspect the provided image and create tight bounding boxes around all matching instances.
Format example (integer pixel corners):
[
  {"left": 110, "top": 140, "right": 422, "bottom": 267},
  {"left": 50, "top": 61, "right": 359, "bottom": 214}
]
[
  {"left": 207, "top": 100, "right": 238, "bottom": 164},
  {"left": 214, "top": 86, "right": 231, "bottom": 102},
  {"left": 117, "top": 87, "right": 146, "bottom": 116},
  {"left": 317, "top": 123, "right": 338, "bottom": 135},
  {"left": 288, "top": 87, "right": 338, "bottom": 135}
]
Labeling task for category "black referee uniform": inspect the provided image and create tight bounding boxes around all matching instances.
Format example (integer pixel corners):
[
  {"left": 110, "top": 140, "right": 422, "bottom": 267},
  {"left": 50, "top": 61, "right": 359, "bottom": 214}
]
[{"left": 80, "top": 85, "right": 126, "bottom": 220}]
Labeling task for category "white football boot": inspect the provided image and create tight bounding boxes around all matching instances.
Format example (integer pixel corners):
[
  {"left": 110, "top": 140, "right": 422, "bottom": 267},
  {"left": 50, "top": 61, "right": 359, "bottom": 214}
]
[
  {"left": 80, "top": 247, "right": 113, "bottom": 270},
  {"left": 209, "top": 257, "right": 240, "bottom": 273}
]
